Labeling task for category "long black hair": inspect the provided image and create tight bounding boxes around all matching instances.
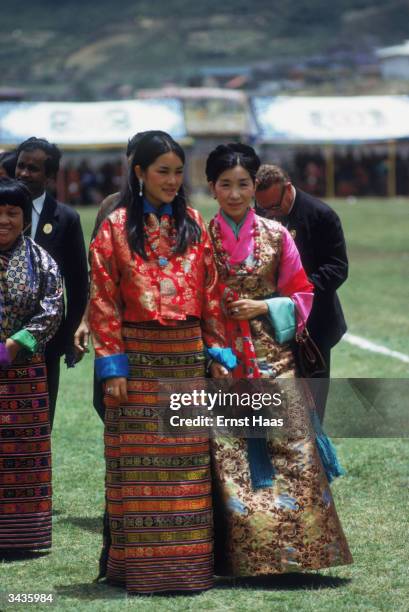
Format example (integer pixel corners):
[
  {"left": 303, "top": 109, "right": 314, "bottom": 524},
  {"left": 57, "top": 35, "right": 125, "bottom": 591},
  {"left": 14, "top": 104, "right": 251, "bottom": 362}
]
[
  {"left": 114, "top": 130, "right": 201, "bottom": 259},
  {"left": 205, "top": 142, "right": 260, "bottom": 184},
  {"left": 0, "top": 177, "right": 32, "bottom": 226},
  {"left": 0, "top": 151, "right": 17, "bottom": 177}
]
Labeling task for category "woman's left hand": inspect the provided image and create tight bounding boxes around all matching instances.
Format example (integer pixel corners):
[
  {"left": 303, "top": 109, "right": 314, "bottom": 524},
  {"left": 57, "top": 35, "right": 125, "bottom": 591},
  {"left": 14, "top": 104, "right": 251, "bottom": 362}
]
[
  {"left": 210, "top": 362, "right": 230, "bottom": 378},
  {"left": 228, "top": 299, "right": 268, "bottom": 320}
]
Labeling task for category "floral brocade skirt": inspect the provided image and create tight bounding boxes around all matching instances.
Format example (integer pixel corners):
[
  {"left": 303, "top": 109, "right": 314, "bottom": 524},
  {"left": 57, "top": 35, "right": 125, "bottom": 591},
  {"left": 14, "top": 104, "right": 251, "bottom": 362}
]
[
  {"left": 103, "top": 321, "right": 213, "bottom": 594},
  {"left": 211, "top": 318, "right": 353, "bottom": 576}
]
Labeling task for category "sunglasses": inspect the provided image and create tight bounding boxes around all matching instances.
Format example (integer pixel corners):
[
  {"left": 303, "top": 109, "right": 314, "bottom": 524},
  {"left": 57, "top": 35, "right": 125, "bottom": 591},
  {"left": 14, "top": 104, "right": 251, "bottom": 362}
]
[{"left": 255, "top": 183, "right": 288, "bottom": 215}]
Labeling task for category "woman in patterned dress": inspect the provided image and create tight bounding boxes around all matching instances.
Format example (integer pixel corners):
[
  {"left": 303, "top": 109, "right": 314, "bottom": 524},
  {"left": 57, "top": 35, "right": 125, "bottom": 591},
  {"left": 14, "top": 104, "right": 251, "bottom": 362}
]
[
  {"left": 0, "top": 178, "right": 62, "bottom": 553},
  {"left": 88, "top": 131, "right": 235, "bottom": 594},
  {"left": 205, "top": 144, "right": 352, "bottom": 577}
]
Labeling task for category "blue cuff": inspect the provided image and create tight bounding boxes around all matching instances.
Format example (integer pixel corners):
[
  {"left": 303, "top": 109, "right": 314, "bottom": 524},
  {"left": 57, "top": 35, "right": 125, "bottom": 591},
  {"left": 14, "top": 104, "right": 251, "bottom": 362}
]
[
  {"left": 311, "top": 410, "right": 345, "bottom": 483},
  {"left": 265, "top": 297, "right": 296, "bottom": 344},
  {"left": 95, "top": 353, "right": 129, "bottom": 381},
  {"left": 205, "top": 347, "right": 237, "bottom": 370},
  {"left": 247, "top": 438, "right": 275, "bottom": 489}
]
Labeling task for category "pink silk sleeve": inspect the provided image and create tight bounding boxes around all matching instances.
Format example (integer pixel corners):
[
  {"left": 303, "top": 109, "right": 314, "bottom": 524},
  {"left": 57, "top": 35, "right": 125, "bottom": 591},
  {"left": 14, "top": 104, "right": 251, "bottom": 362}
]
[{"left": 277, "top": 226, "right": 314, "bottom": 333}]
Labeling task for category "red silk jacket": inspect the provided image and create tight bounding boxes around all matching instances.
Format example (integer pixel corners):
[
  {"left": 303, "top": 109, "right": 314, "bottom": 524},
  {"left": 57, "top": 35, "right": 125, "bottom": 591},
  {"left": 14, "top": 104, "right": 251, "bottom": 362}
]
[{"left": 89, "top": 206, "right": 228, "bottom": 359}]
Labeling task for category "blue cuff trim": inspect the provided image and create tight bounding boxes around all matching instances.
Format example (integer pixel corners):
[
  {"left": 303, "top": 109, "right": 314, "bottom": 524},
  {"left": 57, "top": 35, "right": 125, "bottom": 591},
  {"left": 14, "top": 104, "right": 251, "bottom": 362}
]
[
  {"left": 265, "top": 297, "right": 296, "bottom": 344},
  {"left": 95, "top": 353, "right": 129, "bottom": 381},
  {"left": 311, "top": 410, "right": 345, "bottom": 483},
  {"left": 247, "top": 438, "right": 275, "bottom": 489},
  {"left": 205, "top": 347, "right": 237, "bottom": 370}
]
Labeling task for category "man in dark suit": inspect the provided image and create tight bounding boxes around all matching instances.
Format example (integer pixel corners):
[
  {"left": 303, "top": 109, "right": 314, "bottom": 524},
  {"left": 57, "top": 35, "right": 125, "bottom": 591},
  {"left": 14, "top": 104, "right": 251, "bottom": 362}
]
[
  {"left": 73, "top": 132, "right": 143, "bottom": 422},
  {"left": 255, "top": 164, "right": 348, "bottom": 422},
  {"left": 15, "top": 137, "right": 88, "bottom": 429}
]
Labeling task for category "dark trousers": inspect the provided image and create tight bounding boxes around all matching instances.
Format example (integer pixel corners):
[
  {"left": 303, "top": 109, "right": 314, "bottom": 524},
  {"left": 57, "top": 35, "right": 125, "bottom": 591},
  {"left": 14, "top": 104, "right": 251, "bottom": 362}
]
[
  {"left": 93, "top": 368, "right": 105, "bottom": 423},
  {"left": 45, "top": 354, "right": 60, "bottom": 431},
  {"left": 306, "top": 346, "right": 331, "bottom": 424}
]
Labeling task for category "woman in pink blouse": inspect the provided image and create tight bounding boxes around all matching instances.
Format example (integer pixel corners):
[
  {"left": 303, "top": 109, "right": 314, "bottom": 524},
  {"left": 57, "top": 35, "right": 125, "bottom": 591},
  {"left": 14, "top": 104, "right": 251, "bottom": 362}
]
[{"left": 206, "top": 143, "right": 352, "bottom": 578}]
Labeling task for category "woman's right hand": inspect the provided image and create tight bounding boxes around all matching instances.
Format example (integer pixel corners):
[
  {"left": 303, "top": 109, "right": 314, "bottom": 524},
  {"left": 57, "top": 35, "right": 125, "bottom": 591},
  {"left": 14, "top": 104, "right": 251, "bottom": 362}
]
[
  {"left": 5, "top": 339, "right": 20, "bottom": 363},
  {"left": 210, "top": 361, "right": 231, "bottom": 379},
  {"left": 104, "top": 377, "right": 128, "bottom": 404}
]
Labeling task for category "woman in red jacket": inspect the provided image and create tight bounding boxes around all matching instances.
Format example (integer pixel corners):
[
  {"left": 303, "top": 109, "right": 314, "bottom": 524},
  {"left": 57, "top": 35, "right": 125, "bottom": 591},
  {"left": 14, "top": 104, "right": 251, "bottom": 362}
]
[{"left": 89, "top": 131, "right": 235, "bottom": 595}]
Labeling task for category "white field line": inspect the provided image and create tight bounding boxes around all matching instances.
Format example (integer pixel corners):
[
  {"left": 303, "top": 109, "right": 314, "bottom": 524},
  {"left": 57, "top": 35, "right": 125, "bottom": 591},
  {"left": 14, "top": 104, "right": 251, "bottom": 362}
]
[{"left": 343, "top": 332, "right": 409, "bottom": 364}]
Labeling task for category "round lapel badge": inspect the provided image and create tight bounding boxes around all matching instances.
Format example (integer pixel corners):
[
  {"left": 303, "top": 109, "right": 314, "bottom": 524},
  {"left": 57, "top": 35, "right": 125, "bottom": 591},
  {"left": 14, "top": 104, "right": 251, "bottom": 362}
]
[{"left": 43, "top": 223, "right": 53, "bottom": 235}]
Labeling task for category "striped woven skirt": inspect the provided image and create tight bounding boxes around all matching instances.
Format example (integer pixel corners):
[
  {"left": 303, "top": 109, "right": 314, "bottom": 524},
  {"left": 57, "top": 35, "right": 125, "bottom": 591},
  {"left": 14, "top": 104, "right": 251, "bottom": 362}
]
[
  {"left": 0, "top": 356, "right": 51, "bottom": 551},
  {"left": 103, "top": 321, "right": 213, "bottom": 594}
]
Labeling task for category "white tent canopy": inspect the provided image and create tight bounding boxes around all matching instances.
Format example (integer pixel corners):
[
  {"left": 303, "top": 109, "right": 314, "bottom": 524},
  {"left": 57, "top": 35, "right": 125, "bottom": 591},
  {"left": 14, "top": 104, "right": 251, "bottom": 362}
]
[
  {"left": 0, "top": 99, "right": 186, "bottom": 147},
  {"left": 252, "top": 95, "right": 409, "bottom": 143},
  {"left": 3, "top": 94, "right": 409, "bottom": 147}
]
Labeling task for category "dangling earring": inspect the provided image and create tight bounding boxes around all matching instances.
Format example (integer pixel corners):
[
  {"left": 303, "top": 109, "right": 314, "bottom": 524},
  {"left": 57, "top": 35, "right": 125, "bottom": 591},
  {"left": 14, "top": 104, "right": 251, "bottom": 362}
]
[{"left": 139, "top": 179, "right": 143, "bottom": 197}]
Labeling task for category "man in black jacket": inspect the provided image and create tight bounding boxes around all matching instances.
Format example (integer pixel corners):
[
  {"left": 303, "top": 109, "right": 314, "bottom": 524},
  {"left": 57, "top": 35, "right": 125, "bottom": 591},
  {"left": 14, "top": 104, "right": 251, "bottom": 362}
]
[
  {"left": 15, "top": 137, "right": 88, "bottom": 429},
  {"left": 255, "top": 164, "right": 348, "bottom": 422}
]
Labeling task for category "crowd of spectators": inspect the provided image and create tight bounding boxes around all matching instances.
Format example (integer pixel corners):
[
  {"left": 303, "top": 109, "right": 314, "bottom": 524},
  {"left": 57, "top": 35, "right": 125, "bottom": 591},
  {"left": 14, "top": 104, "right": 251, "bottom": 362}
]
[
  {"left": 59, "top": 159, "right": 124, "bottom": 205},
  {"left": 3, "top": 149, "right": 409, "bottom": 203},
  {"left": 291, "top": 149, "right": 409, "bottom": 197}
]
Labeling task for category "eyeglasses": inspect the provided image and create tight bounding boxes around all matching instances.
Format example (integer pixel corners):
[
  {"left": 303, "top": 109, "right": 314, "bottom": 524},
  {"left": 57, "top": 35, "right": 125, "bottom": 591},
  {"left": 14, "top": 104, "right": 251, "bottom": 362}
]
[{"left": 255, "top": 183, "right": 289, "bottom": 215}]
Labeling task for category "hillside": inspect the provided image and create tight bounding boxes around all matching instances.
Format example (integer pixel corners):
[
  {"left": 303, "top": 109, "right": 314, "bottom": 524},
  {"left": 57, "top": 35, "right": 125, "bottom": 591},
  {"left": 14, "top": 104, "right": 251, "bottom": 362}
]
[{"left": 1, "top": 0, "right": 409, "bottom": 100}]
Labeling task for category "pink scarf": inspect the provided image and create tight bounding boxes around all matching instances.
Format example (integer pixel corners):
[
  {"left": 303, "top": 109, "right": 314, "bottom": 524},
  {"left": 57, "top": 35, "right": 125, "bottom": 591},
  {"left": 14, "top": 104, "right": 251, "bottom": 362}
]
[
  {"left": 216, "top": 208, "right": 255, "bottom": 264},
  {"left": 216, "top": 209, "right": 260, "bottom": 378}
]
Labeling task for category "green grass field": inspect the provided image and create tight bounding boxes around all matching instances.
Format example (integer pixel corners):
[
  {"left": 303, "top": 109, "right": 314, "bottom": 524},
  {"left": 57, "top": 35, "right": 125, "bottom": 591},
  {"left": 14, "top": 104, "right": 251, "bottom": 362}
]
[{"left": 1, "top": 197, "right": 409, "bottom": 611}]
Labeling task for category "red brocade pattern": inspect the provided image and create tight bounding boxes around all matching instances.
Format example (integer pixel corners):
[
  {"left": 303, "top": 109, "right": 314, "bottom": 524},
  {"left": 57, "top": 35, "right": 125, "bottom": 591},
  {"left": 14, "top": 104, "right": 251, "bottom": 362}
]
[
  {"left": 0, "top": 357, "right": 51, "bottom": 550},
  {"left": 89, "top": 207, "right": 227, "bottom": 358}
]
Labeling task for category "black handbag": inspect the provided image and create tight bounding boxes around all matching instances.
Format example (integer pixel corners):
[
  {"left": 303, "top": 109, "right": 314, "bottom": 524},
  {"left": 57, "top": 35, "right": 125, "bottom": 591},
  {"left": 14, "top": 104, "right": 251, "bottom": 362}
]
[{"left": 295, "top": 328, "right": 327, "bottom": 377}]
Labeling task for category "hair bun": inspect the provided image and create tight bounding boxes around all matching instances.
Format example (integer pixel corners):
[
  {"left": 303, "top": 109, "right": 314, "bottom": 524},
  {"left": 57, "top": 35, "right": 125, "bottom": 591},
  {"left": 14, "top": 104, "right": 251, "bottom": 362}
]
[
  {"left": 205, "top": 142, "right": 260, "bottom": 183},
  {"left": 226, "top": 142, "right": 257, "bottom": 157}
]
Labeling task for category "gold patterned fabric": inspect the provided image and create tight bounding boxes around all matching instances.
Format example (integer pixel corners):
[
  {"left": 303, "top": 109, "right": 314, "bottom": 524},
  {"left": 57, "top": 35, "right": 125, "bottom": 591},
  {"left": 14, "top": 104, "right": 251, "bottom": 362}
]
[{"left": 209, "top": 214, "right": 353, "bottom": 575}]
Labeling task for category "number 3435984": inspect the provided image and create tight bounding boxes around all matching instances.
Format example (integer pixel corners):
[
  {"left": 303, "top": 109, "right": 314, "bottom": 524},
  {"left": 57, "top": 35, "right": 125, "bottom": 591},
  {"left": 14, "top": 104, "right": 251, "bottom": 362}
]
[{"left": 8, "top": 593, "right": 54, "bottom": 603}]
